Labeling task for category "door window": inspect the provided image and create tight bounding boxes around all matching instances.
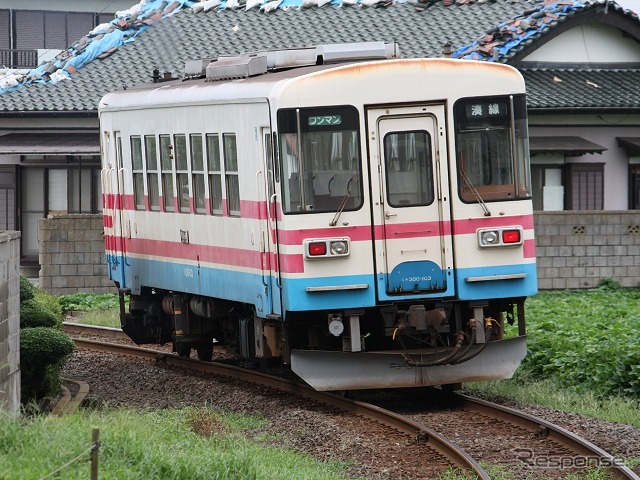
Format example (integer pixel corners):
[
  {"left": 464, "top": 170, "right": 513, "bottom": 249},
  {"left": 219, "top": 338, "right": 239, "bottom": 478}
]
[{"left": 383, "top": 131, "right": 434, "bottom": 207}]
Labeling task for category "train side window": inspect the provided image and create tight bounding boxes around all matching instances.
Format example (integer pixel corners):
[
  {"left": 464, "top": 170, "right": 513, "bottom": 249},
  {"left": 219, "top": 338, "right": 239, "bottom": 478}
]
[
  {"left": 130, "top": 136, "right": 145, "bottom": 210},
  {"left": 206, "top": 134, "right": 223, "bottom": 215},
  {"left": 159, "top": 134, "right": 175, "bottom": 212},
  {"left": 175, "top": 134, "right": 190, "bottom": 213},
  {"left": 190, "top": 134, "right": 206, "bottom": 214},
  {"left": 223, "top": 133, "right": 240, "bottom": 217},
  {"left": 144, "top": 135, "right": 159, "bottom": 211}
]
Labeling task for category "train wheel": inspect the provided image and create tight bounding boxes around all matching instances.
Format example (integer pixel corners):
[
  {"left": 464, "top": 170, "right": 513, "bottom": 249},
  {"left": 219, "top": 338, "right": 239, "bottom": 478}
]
[
  {"left": 196, "top": 342, "right": 214, "bottom": 362},
  {"left": 176, "top": 343, "right": 191, "bottom": 358}
]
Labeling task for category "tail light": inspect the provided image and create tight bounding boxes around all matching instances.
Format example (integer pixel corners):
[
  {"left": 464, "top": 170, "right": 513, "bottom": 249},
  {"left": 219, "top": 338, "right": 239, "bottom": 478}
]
[
  {"left": 304, "top": 238, "right": 351, "bottom": 259},
  {"left": 477, "top": 227, "right": 523, "bottom": 248}
]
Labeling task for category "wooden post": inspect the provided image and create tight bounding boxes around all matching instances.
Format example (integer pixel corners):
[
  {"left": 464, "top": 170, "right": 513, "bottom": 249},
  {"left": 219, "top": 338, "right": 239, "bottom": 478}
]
[{"left": 90, "top": 428, "right": 100, "bottom": 480}]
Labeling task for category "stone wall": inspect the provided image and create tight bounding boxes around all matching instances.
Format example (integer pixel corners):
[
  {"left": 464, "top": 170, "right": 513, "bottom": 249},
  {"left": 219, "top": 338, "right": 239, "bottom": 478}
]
[
  {"left": 534, "top": 211, "right": 640, "bottom": 290},
  {"left": 39, "top": 214, "right": 115, "bottom": 295},
  {"left": 0, "top": 231, "right": 21, "bottom": 415},
  {"left": 34, "top": 212, "right": 640, "bottom": 295}
]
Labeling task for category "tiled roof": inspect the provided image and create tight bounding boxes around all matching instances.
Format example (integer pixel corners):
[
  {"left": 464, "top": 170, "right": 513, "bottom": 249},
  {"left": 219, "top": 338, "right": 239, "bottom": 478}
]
[
  {"left": 454, "top": 0, "right": 639, "bottom": 62},
  {"left": 522, "top": 68, "right": 640, "bottom": 111},
  {"left": 0, "top": 0, "right": 638, "bottom": 114}
]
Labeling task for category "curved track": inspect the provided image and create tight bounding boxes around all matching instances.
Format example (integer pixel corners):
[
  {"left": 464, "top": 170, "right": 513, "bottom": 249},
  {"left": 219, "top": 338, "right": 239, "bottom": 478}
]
[{"left": 65, "top": 323, "right": 640, "bottom": 480}]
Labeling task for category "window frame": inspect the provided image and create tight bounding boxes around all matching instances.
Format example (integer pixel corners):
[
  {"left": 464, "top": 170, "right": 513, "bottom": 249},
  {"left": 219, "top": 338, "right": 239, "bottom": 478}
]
[{"left": 190, "top": 134, "right": 206, "bottom": 215}]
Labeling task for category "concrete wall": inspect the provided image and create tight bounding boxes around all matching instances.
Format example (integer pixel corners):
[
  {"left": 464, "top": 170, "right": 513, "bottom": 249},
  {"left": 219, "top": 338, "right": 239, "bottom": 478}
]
[
  {"left": 0, "top": 231, "right": 21, "bottom": 415},
  {"left": 34, "top": 212, "right": 640, "bottom": 295},
  {"left": 39, "top": 214, "right": 115, "bottom": 296},
  {"left": 535, "top": 211, "right": 640, "bottom": 290}
]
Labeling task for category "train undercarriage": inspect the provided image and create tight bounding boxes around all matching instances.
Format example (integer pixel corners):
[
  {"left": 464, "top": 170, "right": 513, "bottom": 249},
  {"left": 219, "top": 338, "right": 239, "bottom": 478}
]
[{"left": 118, "top": 287, "right": 528, "bottom": 391}]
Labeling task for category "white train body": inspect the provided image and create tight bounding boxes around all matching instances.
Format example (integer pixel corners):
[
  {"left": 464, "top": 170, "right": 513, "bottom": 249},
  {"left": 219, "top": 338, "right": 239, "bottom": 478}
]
[{"left": 100, "top": 45, "right": 537, "bottom": 391}]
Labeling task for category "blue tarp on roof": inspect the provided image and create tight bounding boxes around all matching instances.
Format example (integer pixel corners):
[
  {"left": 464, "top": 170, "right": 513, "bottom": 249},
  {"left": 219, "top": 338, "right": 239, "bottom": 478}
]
[
  {"left": 452, "top": 1, "right": 587, "bottom": 61},
  {"left": 0, "top": 0, "right": 195, "bottom": 94}
]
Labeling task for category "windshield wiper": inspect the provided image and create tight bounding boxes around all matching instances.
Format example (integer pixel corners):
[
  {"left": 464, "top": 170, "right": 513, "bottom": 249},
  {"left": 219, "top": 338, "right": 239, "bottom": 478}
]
[
  {"left": 330, "top": 176, "right": 358, "bottom": 226},
  {"left": 460, "top": 170, "right": 491, "bottom": 216}
]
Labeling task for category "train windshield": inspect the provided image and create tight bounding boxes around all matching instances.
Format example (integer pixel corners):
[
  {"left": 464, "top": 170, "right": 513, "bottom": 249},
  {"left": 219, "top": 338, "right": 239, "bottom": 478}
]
[
  {"left": 277, "top": 106, "right": 362, "bottom": 214},
  {"left": 454, "top": 94, "right": 531, "bottom": 203}
]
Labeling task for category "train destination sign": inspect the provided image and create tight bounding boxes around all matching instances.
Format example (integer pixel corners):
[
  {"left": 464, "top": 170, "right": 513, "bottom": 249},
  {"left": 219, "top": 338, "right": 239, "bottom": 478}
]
[{"left": 308, "top": 115, "right": 342, "bottom": 126}]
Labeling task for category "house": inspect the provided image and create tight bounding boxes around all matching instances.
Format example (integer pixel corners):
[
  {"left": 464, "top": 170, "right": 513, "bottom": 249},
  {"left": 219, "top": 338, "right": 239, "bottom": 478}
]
[
  {"left": 0, "top": 0, "right": 639, "bottom": 290},
  {"left": 0, "top": 0, "right": 138, "bottom": 270}
]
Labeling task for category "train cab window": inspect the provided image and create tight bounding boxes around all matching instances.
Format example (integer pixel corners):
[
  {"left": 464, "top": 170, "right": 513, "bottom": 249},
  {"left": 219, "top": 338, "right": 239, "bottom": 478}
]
[
  {"left": 277, "top": 106, "right": 362, "bottom": 214},
  {"left": 383, "top": 131, "right": 434, "bottom": 207},
  {"left": 206, "top": 134, "right": 223, "bottom": 215},
  {"left": 223, "top": 134, "right": 240, "bottom": 217},
  {"left": 454, "top": 94, "right": 532, "bottom": 203},
  {"left": 190, "top": 134, "right": 206, "bottom": 214},
  {"left": 144, "top": 135, "right": 159, "bottom": 211},
  {"left": 175, "top": 134, "right": 190, "bottom": 213},
  {"left": 160, "top": 134, "right": 175, "bottom": 212},
  {"left": 130, "top": 136, "right": 145, "bottom": 210}
]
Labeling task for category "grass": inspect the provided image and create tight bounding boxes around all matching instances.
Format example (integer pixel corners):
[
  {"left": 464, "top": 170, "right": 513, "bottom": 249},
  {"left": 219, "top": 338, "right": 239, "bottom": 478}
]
[
  {"left": 62, "top": 289, "right": 640, "bottom": 479},
  {"left": 0, "top": 408, "right": 351, "bottom": 480}
]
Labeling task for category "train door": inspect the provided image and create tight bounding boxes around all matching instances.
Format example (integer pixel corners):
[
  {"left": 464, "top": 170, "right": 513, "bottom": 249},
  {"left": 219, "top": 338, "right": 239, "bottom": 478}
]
[
  {"left": 101, "top": 130, "right": 127, "bottom": 287},
  {"left": 261, "top": 126, "right": 281, "bottom": 315},
  {"left": 367, "top": 105, "right": 454, "bottom": 300}
]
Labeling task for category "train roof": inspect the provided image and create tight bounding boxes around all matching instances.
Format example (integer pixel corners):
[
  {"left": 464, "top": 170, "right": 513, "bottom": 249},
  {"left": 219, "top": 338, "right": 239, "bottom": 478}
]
[{"left": 99, "top": 45, "right": 524, "bottom": 112}]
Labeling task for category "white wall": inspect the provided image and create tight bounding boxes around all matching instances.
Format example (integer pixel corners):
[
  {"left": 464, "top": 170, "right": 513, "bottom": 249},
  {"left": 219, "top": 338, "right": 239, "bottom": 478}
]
[{"left": 523, "top": 23, "right": 640, "bottom": 63}]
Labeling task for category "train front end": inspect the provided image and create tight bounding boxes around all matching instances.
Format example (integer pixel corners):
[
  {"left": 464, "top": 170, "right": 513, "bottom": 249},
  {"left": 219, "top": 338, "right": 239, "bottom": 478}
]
[{"left": 273, "top": 58, "right": 537, "bottom": 390}]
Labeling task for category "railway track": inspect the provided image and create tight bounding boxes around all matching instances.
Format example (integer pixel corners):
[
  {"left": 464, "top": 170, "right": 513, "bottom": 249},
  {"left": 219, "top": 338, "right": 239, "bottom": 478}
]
[{"left": 64, "top": 323, "right": 640, "bottom": 480}]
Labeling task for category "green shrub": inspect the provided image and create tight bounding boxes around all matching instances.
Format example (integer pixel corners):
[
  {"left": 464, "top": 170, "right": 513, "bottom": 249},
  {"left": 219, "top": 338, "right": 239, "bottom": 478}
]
[
  {"left": 20, "top": 327, "right": 75, "bottom": 402},
  {"left": 19, "top": 276, "right": 35, "bottom": 303},
  {"left": 20, "top": 299, "right": 60, "bottom": 329},
  {"left": 58, "top": 293, "right": 121, "bottom": 312},
  {"left": 519, "top": 288, "right": 640, "bottom": 397},
  {"left": 34, "top": 289, "right": 63, "bottom": 321}
]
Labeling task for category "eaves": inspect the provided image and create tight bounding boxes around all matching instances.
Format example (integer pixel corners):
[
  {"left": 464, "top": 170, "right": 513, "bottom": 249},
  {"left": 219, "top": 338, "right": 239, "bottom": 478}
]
[
  {"left": 527, "top": 107, "right": 640, "bottom": 115},
  {"left": 0, "top": 110, "right": 98, "bottom": 119}
]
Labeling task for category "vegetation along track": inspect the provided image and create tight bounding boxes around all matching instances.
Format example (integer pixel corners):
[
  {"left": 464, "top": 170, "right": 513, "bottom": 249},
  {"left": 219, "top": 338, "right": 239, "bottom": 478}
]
[{"left": 64, "top": 323, "right": 639, "bottom": 480}]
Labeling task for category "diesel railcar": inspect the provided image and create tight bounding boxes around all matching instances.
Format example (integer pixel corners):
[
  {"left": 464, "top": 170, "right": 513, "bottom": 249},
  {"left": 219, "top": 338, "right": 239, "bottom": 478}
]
[{"left": 99, "top": 42, "right": 537, "bottom": 391}]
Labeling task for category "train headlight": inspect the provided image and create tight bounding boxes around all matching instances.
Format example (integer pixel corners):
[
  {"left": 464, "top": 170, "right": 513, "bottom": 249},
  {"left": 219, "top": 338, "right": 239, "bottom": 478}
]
[
  {"left": 304, "top": 238, "right": 351, "bottom": 259},
  {"left": 477, "top": 227, "right": 523, "bottom": 248},
  {"left": 330, "top": 240, "right": 349, "bottom": 256},
  {"left": 479, "top": 230, "right": 500, "bottom": 246}
]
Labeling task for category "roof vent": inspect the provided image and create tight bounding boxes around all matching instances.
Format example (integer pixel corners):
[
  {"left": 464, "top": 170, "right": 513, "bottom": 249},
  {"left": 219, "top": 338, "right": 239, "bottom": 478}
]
[
  {"left": 317, "top": 42, "right": 398, "bottom": 63},
  {"left": 184, "top": 58, "right": 215, "bottom": 77},
  {"left": 206, "top": 54, "right": 268, "bottom": 81},
  {"left": 191, "top": 42, "right": 400, "bottom": 81}
]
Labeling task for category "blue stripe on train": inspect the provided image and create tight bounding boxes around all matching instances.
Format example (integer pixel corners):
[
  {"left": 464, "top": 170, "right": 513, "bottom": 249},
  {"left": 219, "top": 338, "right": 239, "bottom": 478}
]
[
  {"left": 454, "top": 262, "right": 538, "bottom": 300},
  {"left": 106, "top": 254, "right": 537, "bottom": 315}
]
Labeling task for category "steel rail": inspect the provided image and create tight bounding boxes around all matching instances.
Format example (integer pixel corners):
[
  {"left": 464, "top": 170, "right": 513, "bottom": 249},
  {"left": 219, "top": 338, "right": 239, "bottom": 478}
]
[
  {"left": 64, "top": 322, "right": 128, "bottom": 339},
  {"left": 72, "top": 337, "right": 490, "bottom": 479},
  {"left": 455, "top": 394, "right": 640, "bottom": 480}
]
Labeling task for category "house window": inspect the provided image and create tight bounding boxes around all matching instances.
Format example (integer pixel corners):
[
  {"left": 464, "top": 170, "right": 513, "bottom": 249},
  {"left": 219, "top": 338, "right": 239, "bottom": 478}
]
[
  {"left": 190, "top": 134, "right": 206, "bottom": 214},
  {"left": 68, "top": 166, "right": 100, "bottom": 213},
  {"left": 629, "top": 165, "right": 640, "bottom": 210},
  {"left": 0, "top": 167, "right": 15, "bottom": 231},
  {"left": 531, "top": 164, "right": 564, "bottom": 211},
  {"left": 14, "top": 10, "right": 94, "bottom": 50},
  {"left": 145, "top": 136, "right": 159, "bottom": 211},
  {"left": 223, "top": 134, "right": 240, "bottom": 216},
  {"left": 131, "top": 136, "right": 145, "bottom": 210},
  {"left": 206, "top": 134, "right": 223, "bottom": 215},
  {"left": 160, "top": 135, "right": 174, "bottom": 212},
  {"left": 175, "top": 134, "right": 190, "bottom": 213},
  {"left": 566, "top": 163, "right": 603, "bottom": 210}
]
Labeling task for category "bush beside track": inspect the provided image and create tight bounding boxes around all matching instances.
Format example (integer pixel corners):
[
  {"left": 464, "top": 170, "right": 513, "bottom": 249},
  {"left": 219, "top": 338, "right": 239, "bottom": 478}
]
[{"left": 519, "top": 278, "right": 640, "bottom": 397}]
